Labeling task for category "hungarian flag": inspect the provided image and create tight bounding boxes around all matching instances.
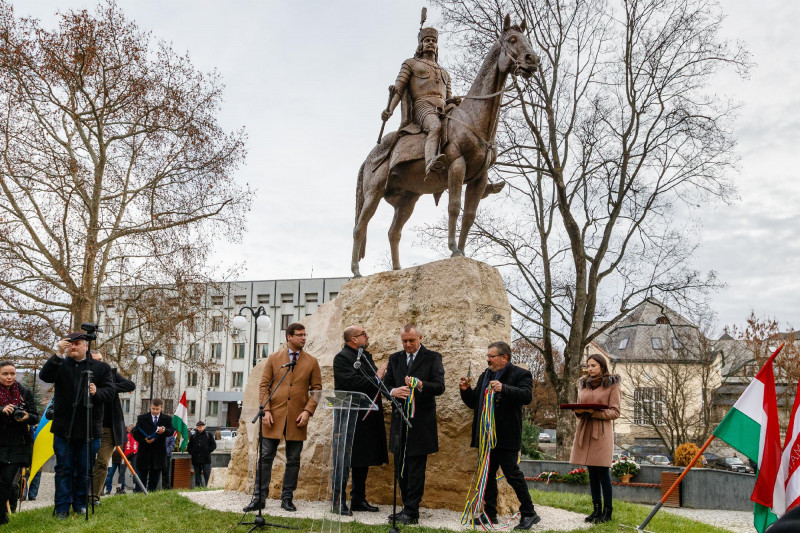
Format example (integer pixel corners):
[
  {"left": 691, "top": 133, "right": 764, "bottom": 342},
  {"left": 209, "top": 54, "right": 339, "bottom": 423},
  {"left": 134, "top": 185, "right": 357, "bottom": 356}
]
[
  {"left": 713, "top": 342, "right": 785, "bottom": 533},
  {"left": 774, "top": 377, "right": 800, "bottom": 516},
  {"left": 172, "top": 391, "right": 190, "bottom": 451}
]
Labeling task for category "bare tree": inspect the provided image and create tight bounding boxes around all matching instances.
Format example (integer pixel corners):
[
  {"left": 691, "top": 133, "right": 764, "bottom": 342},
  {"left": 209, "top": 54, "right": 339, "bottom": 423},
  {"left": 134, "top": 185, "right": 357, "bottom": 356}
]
[
  {"left": 0, "top": 1, "right": 249, "bottom": 360},
  {"left": 428, "top": 0, "right": 749, "bottom": 456}
]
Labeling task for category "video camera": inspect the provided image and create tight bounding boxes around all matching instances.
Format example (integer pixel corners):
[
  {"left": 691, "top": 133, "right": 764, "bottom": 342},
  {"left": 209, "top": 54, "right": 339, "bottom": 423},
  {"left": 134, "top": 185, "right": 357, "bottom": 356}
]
[{"left": 80, "top": 322, "right": 103, "bottom": 341}]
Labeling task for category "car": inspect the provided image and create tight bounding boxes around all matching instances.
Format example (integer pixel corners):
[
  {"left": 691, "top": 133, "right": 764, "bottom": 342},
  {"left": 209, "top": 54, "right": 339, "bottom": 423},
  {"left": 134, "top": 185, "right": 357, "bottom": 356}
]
[
  {"left": 538, "top": 432, "right": 551, "bottom": 443},
  {"left": 712, "top": 456, "right": 752, "bottom": 473},
  {"left": 647, "top": 455, "right": 671, "bottom": 466}
]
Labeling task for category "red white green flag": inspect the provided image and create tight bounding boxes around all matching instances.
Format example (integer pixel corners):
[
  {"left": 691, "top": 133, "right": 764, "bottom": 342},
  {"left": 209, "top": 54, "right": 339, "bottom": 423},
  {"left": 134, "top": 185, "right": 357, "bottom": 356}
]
[
  {"left": 774, "top": 376, "right": 800, "bottom": 516},
  {"left": 713, "top": 343, "right": 784, "bottom": 533},
  {"left": 172, "top": 391, "right": 190, "bottom": 451}
]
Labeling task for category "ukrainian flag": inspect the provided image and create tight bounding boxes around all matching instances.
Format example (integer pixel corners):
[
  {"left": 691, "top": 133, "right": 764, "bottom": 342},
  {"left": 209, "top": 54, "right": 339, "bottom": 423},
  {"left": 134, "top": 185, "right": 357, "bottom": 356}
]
[{"left": 29, "top": 399, "right": 54, "bottom": 478}]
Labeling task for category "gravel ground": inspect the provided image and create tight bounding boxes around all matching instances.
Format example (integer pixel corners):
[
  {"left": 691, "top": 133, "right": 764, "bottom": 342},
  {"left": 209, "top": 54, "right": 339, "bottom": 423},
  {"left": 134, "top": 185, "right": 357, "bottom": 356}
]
[
  {"left": 180, "top": 490, "right": 591, "bottom": 531},
  {"left": 660, "top": 507, "right": 753, "bottom": 533}
]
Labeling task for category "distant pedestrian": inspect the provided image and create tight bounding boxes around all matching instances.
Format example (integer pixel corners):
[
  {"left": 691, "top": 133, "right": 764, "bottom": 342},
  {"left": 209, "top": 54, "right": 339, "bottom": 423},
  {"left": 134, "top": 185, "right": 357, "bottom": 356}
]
[
  {"left": 187, "top": 421, "right": 216, "bottom": 487},
  {"left": 103, "top": 447, "right": 127, "bottom": 495}
]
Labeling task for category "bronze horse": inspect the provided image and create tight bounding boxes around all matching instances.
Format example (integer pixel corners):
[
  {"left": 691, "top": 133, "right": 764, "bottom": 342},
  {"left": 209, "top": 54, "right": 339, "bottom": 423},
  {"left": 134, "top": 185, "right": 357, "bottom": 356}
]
[{"left": 351, "top": 16, "right": 539, "bottom": 277}]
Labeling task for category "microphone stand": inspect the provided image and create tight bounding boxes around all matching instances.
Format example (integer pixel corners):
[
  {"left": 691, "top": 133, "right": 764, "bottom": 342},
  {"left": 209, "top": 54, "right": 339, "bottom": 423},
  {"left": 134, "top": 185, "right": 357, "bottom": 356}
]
[
  {"left": 353, "top": 354, "right": 410, "bottom": 533},
  {"left": 239, "top": 362, "right": 297, "bottom": 532}
]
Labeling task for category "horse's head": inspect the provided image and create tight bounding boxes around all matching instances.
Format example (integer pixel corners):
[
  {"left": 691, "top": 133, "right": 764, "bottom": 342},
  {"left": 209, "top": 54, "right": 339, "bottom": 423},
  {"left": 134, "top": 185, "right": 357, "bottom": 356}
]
[{"left": 498, "top": 14, "right": 539, "bottom": 79}]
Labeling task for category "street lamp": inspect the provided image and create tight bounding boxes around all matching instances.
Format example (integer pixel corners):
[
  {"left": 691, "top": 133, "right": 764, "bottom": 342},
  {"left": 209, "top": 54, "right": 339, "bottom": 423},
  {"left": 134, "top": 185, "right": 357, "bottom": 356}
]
[
  {"left": 232, "top": 306, "right": 272, "bottom": 368},
  {"left": 137, "top": 348, "right": 166, "bottom": 405}
]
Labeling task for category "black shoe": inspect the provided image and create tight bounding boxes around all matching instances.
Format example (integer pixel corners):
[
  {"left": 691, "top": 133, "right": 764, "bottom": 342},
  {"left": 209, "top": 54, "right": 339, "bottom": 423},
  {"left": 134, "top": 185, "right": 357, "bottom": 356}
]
[
  {"left": 593, "top": 507, "right": 612, "bottom": 524},
  {"left": 388, "top": 510, "right": 402, "bottom": 520},
  {"left": 28, "top": 497, "right": 36, "bottom": 501},
  {"left": 56, "top": 511, "right": 70, "bottom": 520},
  {"left": 514, "top": 513, "right": 541, "bottom": 530},
  {"left": 351, "top": 500, "right": 379, "bottom": 512},
  {"left": 475, "top": 512, "right": 498, "bottom": 526},
  {"left": 281, "top": 498, "right": 297, "bottom": 512},
  {"left": 242, "top": 498, "right": 265, "bottom": 512},
  {"left": 393, "top": 511, "right": 418, "bottom": 525},
  {"left": 331, "top": 503, "right": 352, "bottom": 516},
  {"left": 585, "top": 501, "right": 602, "bottom": 522}
]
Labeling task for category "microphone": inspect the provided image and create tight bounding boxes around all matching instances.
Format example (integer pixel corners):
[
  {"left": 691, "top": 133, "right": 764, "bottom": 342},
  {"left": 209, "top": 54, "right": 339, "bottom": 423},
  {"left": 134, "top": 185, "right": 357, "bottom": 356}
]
[
  {"left": 354, "top": 345, "right": 365, "bottom": 369},
  {"left": 280, "top": 360, "right": 297, "bottom": 369}
]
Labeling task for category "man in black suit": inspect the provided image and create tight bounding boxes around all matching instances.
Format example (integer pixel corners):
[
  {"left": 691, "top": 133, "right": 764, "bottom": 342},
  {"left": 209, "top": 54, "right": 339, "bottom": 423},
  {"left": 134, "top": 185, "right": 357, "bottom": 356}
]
[
  {"left": 332, "top": 324, "right": 388, "bottom": 515},
  {"left": 384, "top": 324, "right": 445, "bottom": 525},
  {"left": 459, "top": 341, "right": 540, "bottom": 530},
  {"left": 133, "top": 398, "right": 174, "bottom": 491}
]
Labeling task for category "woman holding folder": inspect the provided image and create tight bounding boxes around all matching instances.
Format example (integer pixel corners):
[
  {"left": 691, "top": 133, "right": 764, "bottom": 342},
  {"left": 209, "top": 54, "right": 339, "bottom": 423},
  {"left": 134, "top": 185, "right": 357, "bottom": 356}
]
[{"left": 568, "top": 354, "right": 620, "bottom": 524}]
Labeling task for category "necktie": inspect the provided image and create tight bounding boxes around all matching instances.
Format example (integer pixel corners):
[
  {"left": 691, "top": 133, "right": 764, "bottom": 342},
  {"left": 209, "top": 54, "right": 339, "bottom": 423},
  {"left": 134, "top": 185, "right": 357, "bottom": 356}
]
[
  {"left": 407, "top": 353, "right": 414, "bottom": 368},
  {"left": 153, "top": 416, "right": 158, "bottom": 426},
  {"left": 291, "top": 352, "right": 298, "bottom": 364}
]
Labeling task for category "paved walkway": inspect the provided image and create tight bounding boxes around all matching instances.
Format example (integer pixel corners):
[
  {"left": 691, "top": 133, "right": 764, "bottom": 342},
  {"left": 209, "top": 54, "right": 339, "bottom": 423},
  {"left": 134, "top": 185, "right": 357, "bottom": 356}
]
[{"left": 661, "top": 507, "right": 753, "bottom": 533}]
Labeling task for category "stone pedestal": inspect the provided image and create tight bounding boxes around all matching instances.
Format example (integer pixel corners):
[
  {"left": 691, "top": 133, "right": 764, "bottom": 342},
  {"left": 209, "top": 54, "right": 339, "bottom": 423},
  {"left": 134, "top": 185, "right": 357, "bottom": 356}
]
[{"left": 226, "top": 257, "right": 521, "bottom": 512}]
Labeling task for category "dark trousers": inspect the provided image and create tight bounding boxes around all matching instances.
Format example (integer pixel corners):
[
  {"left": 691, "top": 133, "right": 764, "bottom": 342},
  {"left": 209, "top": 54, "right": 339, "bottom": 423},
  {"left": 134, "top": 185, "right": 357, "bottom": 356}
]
[
  {"left": 395, "top": 446, "right": 428, "bottom": 517},
  {"left": 140, "top": 467, "right": 164, "bottom": 491},
  {"left": 24, "top": 469, "right": 42, "bottom": 499},
  {"left": 255, "top": 438, "right": 303, "bottom": 500},
  {"left": 104, "top": 462, "right": 127, "bottom": 493},
  {"left": 484, "top": 448, "right": 535, "bottom": 518},
  {"left": 193, "top": 463, "right": 212, "bottom": 487},
  {"left": 0, "top": 462, "right": 23, "bottom": 517},
  {"left": 53, "top": 435, "right": 101, "bottom": 513},
  {"left": 588, "top": 466, "right": 612, "bottom": 508}
]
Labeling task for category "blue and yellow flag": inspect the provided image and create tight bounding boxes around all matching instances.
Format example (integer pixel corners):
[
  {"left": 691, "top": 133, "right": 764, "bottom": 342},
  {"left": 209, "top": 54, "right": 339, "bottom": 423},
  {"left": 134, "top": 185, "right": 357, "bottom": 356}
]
[{"left": 29, "top": 399, "right": 54, "bottom": 478}]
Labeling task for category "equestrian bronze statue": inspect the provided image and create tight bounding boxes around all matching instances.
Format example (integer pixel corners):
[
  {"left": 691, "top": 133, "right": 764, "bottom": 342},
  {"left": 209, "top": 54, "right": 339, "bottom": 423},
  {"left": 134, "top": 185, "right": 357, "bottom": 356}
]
[{"left": 351, "top": 15, "right": 539, "bottom": 277}]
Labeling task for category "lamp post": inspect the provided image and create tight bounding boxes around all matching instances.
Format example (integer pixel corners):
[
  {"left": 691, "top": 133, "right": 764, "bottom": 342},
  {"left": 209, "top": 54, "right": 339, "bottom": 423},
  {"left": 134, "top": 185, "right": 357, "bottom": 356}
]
[
  {"left": 137, "top": 348, "right": 166, "bottom": 406},
  {"left": 232, "top": 306, "right": 272, "bottom": 368}
]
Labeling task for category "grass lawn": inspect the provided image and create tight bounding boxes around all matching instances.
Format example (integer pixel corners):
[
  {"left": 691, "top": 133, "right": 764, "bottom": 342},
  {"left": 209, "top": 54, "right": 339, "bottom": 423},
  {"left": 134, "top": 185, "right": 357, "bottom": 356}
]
[{"left": 4, "top": 489, "right": 729, "bottom": 533}]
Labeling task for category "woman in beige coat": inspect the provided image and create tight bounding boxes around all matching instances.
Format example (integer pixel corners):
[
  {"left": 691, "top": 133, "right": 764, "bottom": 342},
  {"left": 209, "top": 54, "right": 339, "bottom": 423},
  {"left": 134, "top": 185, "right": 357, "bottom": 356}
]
[{"left": 569, "top": 354, "right": 620, "bottom": 524}]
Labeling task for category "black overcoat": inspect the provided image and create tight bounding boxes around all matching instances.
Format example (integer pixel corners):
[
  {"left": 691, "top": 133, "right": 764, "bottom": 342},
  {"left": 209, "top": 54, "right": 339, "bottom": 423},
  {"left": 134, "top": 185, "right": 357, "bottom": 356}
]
[
  {"left": 0, "top": 383, "right": 40, "bottom": 464},
  {"left": 332, "top": 345, "right": 388, "bottom": 467},
  {"left": 107, "top": 368, "right": 135, "bottom": 446},
  {"left": 39, "top": 354, "right": 115, "bottom": 440},
  {"left": 187, "top": 430, "right": 217, "bottom": 465},
  {"left": 384, "top": 345, "right": 445, "bottom": 456},
  {"left": 460, "top": 362, "right": 532, "bottom": 451},
  {"left": 133, "top": 412, "right": 174, "bottom": 470}
]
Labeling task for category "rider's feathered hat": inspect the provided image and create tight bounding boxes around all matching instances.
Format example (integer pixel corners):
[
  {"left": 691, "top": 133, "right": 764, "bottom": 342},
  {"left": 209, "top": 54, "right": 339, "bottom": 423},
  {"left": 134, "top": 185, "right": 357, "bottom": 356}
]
[{"left": 418, "top": 27, "right": 438, "bottom": 42}]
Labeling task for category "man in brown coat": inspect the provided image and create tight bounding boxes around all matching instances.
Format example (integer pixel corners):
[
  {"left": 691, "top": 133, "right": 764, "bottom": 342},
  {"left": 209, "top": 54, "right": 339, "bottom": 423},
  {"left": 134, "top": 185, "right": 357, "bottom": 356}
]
[{"left": 243, "top": 323, "right": 322, "bottom": 513}]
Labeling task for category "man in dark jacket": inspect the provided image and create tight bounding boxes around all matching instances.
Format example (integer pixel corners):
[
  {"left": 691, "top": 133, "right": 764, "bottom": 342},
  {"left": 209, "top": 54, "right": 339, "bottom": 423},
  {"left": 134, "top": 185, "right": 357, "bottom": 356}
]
[
  {"left": 133, "top": 398, "right": 174, "bottom": 491},
  {"left": 39, "top": 333, "right": 115, "bottom": 518},
  {"left": 459, "top": 341, "right": 540, "bottom": 530},
  {"left": 332, "top": 325, "right": 388, "bottom": 515},
  {"left": 384, "top": 324, "right": 445, "bottom": 524},
  {"left": 89, "top": 350, "right": 135, "bottom": 503},
  {"left": 187, "top": 420, "right": 216, "bottom": 487}
]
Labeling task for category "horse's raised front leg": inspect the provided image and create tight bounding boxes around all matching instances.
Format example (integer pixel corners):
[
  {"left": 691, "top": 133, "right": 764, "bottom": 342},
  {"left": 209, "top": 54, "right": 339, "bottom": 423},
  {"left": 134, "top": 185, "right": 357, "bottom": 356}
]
[
  {"left": 386, "top": 192, "right": 421, "bottom": 270},
  {"left": 459, "top": 173, "right": 489, "bottom": 253},
  {"left": 447, "top": 156, "right": 466, "bottom": 256}
]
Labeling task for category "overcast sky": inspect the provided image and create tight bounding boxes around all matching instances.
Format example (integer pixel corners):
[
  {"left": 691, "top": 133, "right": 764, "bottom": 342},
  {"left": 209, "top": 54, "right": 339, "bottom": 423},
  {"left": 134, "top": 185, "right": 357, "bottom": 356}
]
[{"left": 18, "top": 1, "right": 800, "bottom": 333}]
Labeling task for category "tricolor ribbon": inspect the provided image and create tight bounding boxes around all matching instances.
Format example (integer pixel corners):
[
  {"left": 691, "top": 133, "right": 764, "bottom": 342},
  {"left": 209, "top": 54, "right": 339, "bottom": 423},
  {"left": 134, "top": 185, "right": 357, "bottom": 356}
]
[
  {"left": 461, "top": 387, "right": 500, "bottom": 529},
  {"left": 401, "top": 377, "right": 420, "bottom": 477}
]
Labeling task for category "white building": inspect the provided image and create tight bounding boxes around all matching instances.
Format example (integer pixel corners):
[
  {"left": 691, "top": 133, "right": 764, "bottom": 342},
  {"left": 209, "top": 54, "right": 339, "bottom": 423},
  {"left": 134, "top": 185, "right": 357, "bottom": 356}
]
[{"left": 99, "top": 277, "right": 348, "bottom": 428}]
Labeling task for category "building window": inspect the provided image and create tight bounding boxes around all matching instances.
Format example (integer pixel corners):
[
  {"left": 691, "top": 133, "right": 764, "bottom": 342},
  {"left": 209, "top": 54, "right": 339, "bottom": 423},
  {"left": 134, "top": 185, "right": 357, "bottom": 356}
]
[
  {"left": 232, "top": 372, "right": 244, "bottom": 387},
  {"left": 104, "top": 322, "right": 115, "bottom": 335},
  {"left": 126, "top": 344, "right": 138, "bottom": 357},
  {"left": 103, "top": 298, "right": 116, "bottom": 309},
  {"left": 212, "top": 316, "right": 223, "bottom": 332},
  {"left": 234, "top": 295, "right": 247, "bottom": 305},
  {"left": 618, "top": 338, "right": 629, "bottom": 350},
  {"left": 143, "top": 371, "right": 152, "bottom": 388},
  {"left": 188, "top": 400, "right": 196, "bottom": 416},
  {"left": 211, "top": 295, "right": 224, "bottom": 306},
  {"left": 634, "top": 387, "right": 665, "bottom": 425},
  {"left": 305, "top": 293, "right": 318, "bottom": 303},
  {"left": 256, "top": 343, "right": 270, "bottom": 359},
  {"left": 281, "top": 314, "right": 292, "bottom": 330},
  {"left": 329, "top": 292, "right": 338, "bottom": 299},
  {"left": 211, "top": 372, "right": 220, "bottom": 387},
  {"left": 650, "top": 337, "right": 663, "bottom": 350},
  {"left": 211, "top": 342, "right": 222, "bottom": 359},
  {"left": 189, "top": 344, "right": 199, "bottom": 359},
  {"left": 187, "top": 371, "right": 198, "bottom": 387},
  {"left": 121, "top": 399, "right": 130, "bottom": 413},
  {"left": 207, "top": 401, "right": 219, "bottom": 416},
  {"left": 656, "top": 316, "right": 670, "bottom": 325},
  {"left": 163, "top": 399, "right": 174, "bottom": 414},
  {"left": 672, "top": 337, "right": 683, "bottom": 350},
  {"left": 141, "top": 399, "right": 149, "bottom": 412},
  {"left": 233, "top": 343, "right": 245, "bottom": 359},
  {"left": 281, "top": 293, "right": 293, "bottom": 304},
  {"left": 257, "top": 294, "right": 270, "bottom": 304},
  {"left": 167, "top": 372, "right": 176, "bottom": 387}
]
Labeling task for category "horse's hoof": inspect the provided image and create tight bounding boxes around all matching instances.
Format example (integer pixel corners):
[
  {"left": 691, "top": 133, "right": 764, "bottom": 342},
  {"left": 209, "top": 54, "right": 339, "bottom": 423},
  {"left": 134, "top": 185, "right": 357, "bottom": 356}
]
[{"left": 451, "top": 250, "right": 464, "bottom": 257}]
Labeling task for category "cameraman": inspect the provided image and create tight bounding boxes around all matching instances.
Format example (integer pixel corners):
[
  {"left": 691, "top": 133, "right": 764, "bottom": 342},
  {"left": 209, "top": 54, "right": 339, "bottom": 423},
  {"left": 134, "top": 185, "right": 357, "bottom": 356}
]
[
  {"left": 40, "top": 333, "right": 114, "bottom": 519},
  {"left": 0, "top": 361, "right": 39, "bottom": 525}
]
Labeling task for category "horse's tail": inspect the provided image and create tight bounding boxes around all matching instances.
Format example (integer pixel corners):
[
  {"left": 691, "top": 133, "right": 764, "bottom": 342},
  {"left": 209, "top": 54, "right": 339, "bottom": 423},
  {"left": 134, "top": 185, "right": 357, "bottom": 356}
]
[{"left": 355, "top": 161, "right": 367, "bottom": 260}]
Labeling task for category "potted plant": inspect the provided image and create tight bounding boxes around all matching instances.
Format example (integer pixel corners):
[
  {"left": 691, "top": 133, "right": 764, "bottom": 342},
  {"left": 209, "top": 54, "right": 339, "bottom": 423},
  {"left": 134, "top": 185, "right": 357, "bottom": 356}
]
[{"left": 611, "top": 456, "right": 640, "bottom": 483}]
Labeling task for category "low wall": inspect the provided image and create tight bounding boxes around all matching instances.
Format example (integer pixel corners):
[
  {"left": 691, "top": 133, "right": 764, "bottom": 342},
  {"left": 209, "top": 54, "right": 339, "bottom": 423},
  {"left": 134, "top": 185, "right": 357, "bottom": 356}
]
[{"left": 521, "top": 460, "right": 755, "bottom": 511}]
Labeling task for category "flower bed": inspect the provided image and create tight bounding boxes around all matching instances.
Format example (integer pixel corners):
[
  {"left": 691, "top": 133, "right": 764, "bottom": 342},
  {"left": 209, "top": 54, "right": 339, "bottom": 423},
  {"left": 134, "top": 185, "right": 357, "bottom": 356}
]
[
  {"left": 532, "top": 468, "right": 588, "bottom": 485},
  {"left": 611, "top": 456, "right": 641, "bottom": 479}
]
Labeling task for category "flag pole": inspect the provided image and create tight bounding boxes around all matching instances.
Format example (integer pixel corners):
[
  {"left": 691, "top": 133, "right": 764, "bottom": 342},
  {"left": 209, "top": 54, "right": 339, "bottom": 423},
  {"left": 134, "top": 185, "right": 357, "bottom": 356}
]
[{"left": 635, "top": 433, "right": 716, "bottom": 531}]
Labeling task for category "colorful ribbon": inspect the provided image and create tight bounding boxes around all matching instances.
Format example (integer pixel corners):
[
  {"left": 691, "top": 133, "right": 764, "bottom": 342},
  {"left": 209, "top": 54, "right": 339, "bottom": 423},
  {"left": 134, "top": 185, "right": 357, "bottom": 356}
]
[
  {"left": 461, "top": 387, "right": 498, "bottom": 529},
  {"left": 400, "top": 377, "right": 420, "bottom": 477}
]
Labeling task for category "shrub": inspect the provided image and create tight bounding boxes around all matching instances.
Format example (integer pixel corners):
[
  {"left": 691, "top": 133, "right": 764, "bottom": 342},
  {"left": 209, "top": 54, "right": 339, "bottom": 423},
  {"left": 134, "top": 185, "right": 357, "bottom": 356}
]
[
  {"left": 521, "top": 420, "right": 542, "bottom": 458},
  {"left": 561, "top": 468, "right": 589, "bottom": 484},
  {"left": 535, "top": 471, "right": 560, "bottom": 484},
  {"left": 674, "top": 442, "right": 702, "bottom": 467},
  {"left": 611, "top": 456, "right": 640, "bottom": 478}
]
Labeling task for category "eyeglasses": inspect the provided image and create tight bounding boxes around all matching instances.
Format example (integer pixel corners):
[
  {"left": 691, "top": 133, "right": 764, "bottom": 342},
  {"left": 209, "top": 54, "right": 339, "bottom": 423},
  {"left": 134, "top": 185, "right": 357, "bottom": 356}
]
[
  {"left": 353, "top": 332, "right": 368, "bottom": 338},
  {"left": 486, "top": 353, "right": 504, "bottom": 359}
]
